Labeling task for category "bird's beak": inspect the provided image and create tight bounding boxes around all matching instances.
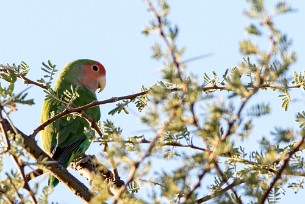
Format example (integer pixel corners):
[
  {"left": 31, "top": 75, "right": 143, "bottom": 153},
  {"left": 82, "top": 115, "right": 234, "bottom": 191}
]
[{"left": 98, "top": 76, "right": 106, "bottom": 93}]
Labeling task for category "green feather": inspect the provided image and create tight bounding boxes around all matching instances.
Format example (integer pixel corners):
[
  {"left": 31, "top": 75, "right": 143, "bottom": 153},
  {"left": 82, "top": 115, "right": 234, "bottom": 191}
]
[{"left": 40, "top": 59, "right": 101, "bottom": 187}]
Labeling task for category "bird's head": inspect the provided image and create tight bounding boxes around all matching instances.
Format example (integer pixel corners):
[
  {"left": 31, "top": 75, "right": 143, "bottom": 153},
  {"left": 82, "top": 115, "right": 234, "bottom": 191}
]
[
  {"left": 79, "top": 60, "right": 106, "bottom": 93},
  {"left": 63, "top": 59, "right": 106, "bottom": 93}
]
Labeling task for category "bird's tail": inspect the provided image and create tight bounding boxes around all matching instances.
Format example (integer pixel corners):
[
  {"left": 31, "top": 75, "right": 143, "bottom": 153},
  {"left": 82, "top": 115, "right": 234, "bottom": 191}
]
[
  {"left": 48, "top": 157, "right": 70, "bottom": 187},
  {"left": 48, "top": 138, "right": 88, "bottom": 187}
]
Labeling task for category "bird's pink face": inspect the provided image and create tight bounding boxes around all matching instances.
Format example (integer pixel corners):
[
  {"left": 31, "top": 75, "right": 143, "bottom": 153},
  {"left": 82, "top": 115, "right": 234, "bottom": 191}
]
[{"left": 80, "top": 62, "right": 106, "bottom": 93}]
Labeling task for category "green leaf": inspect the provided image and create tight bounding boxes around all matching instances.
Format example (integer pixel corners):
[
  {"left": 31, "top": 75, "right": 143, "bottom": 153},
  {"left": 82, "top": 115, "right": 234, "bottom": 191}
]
[
  {"left": 101, "top": 119, "right": 122, "bottom": 140},
  {"left": 19, "top": 61, "right": 30, "bottom": 76},
  {"left": 63, "top": 85, "right": 79, "bottom": 102},
  {"left": 151, "top": 43, "right": 162, "bottom": 59},
  {"left": 296, "top": 111, "right": 305, "bottom": 128},
  {"left": 0, "top": 73, "right": 17, "bottom": 83},
  {"left": 108, "top": 100, "right": 130, "bottom": 115},
  {"left": 40, "top": 60, "right": 58, "bottom": 87},
  {"left": 169, "top": 25, "right": 179, "bottom": 40},
  {"left": 275, "top": 1, "right": 293, "bottom": 14},
  {"left": 245, "top": 24, "right": 261, "bottom": 36},
  {"left": 160, "top": 0, "right": 169, "bottom": 17},
  {"left": 278, "top": 91, "right": 290, "bottom": 111},
  {"left": 142, "top": 26, "right": 152, "bottom": 35},
  {"left": 239, "top": 40, "right": 258, "bottom": 55},
  {"left": 247, "top": 103, "right": 270, "bottom": 117}
]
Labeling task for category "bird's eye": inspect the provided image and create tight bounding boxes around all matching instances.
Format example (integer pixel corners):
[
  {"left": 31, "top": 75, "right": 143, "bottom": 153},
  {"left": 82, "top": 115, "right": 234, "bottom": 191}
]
[{"left": 92, "top": 65, "right": 99, "bottom": 72}]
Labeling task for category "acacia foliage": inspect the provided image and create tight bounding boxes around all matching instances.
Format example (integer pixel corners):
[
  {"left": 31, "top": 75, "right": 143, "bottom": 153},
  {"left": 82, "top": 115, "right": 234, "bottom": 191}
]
[{"left": 1, "top": 0, "right": 305, "bottom": 203}]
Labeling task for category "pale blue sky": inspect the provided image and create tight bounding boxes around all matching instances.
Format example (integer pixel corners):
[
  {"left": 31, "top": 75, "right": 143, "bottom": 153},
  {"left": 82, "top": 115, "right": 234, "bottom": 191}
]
[{"left": 1, "top": 0, "right": 305, "bottom": 203}]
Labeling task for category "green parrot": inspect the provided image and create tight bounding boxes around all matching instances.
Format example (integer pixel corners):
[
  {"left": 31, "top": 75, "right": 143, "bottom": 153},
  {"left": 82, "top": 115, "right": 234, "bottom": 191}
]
[{"left": 40, "top": 59, "right": 106, "bottom": 187}]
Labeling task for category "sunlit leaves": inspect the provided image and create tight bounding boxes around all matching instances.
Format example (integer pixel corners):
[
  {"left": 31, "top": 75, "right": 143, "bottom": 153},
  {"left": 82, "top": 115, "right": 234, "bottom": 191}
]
[
  {"left": 203, "top": 71, "right": 221, "bottom": 87},
  {"left": 245, "top": 24, "right": 261, "bottom": 36},
  {"left": 0, "top": 81, "right": 15, "bottom": 98},
  {"left": 127, "top": 180, "right": 140, "bottom": 194},
  {"left": 0, "top": 61, "right": 30, "bottom": 78},
  {"left": 0, "top": 0, "right": 304, "bottom": 203},
  {"left": 169, "top": 25, "right": 179, "bottom": 40},
  {"left": 0, "top": 72, "right": 17, "bottom": 84},
  {"left": 237, "top": 120, "right": 253, "bottom": 140},
  {"left": 100, "top": 119, "right": 122, "bottom": 141},
  {"left": 287, "top": 179, "right": 305, "bottom": 194},
  {"left": 275, "top": 1, "right": 294, "bottom": 15},
  {"left": 164, "top": 126, "right": 190, "bottom": 144},
  {"left": 63, "top": 85, "right": 79, "bottom": 103},
  {"left": 278, "top": 91, "right": 290, "bottom": 111},
  {"left": 18, "top": 61, "right": 30, "bottom": 76},
  {"left": 281, "top": 52, "right": 297, "bottom": 70},
  {"left": 271, "top": 127, "right": 295, "bottom": 143},
  {"left": 0, "top": 65, "right": 18, "bottom": 97},
  {"left": 239, "top": 40, "right": 258, "bottom": 55},
  {"left": 159, "top": 0, "right": 169, "bottom": 18},
  {"left": 296, "top": 111, "right": 305, "bottom": 128},
  {"left": 267, "top": 187, "right": 281, "bottom": 204},
  {"left": 38, "top": 186, "right": 53, "bottom": 204},
  {"left": 244, "top": 0, "right": 264, "bottom": 18},
  {"left": 135, "top": 86, "right": 149, "bottom": 112},
  {"left": 292, "top": 71, "right": 305, "bottom": 90},
  {"left": 108, "top": 100, "right": 130, "bottom": 115},
  {"left": 149, "top": 81, "right": 173, "bottom": 103},
  {"left": 278, "top": 34, "right": 292, "bottom": 53},
  {"left": 151, "top": 43, "right": 163, "bottom": 59},
  {"left": 0, "top": 62, "right": 35, "bottom": 109},
  {"left": 247, "top": 103, "right": 270, "bottom": 117},
  {"left": 37, "top": 60, "right": 58, "bottom": 88},
  {"left": 141, "top": 106, "right": 159, "bottom": 127}
]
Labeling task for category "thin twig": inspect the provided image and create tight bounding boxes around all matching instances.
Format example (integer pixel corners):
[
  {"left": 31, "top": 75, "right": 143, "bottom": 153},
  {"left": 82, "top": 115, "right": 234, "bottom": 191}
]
[
  {"left": 119, "top": 136, "right": 206, "bottom": 152},
  {"left": 113, "top": 135, "right": 160, "bottom": 203},
  {"left": 183, "top": 169, "right": 209, "bottom": 203},
  {"left": 11, "top": 155, "right": 38, "bottom": 204},
  {"left": 196, "top": 179, "right": 244, "bottom": 203},
  {"left": 145, "top": 0, "right": 183, "bottom": 79},
  {"left": 6, "top": 173, "right": 23, "bottom": 202},
  {"left": 1, "top": 119, "right": 93, "bottom": 203},
  {"left": 0, "top": 105, "right": 11, "bottom": 154},
  {"left": 229, "top": 157, "right": 276, "bottom": 173},
  {"left": 29, "top": 90, "right": 150, "bottom": 139},
  {"left": 190, "top": 102, "right": 200, "bottom": 128},
  {"left": 2, "top": 86, "right": 33, "bottom": 107},
  {"left": 260, "top": 135, "right": 305, "bottom": 204},
  {"left": 213, "top": 161, "right": 243, "bottom": 204},
  {"left": 104, "top": 142, "right": 120, "bottom": 181},
  {"left": 221, "top": 87, "right": 259, "bottom": 141},
  {"left": 0, "top": 67, "right": 48, "bottom": 89},
  {"left": 113, "top": 105, "right": 177, "bottom": 203},
  {"left": 139, "top": 179, "right": 166, "bottom": 188}
]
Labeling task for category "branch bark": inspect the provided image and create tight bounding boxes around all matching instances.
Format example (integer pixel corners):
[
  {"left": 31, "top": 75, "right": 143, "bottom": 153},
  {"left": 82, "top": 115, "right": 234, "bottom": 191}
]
[
  {"left": 196, "top": 179, "right": 244, "bottom": 203},
  {"left": 1, "top": 119, "right": 94, "bottom": 203},
  {"left": 260, "top": 135, "right": 305, "bottom": 204}
]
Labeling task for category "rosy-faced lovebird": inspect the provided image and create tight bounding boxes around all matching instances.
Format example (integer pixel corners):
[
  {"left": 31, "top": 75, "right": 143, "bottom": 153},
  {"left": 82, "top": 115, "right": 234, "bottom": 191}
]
[{"left": 40, "top": 59, "right": 106, "bottom": 187}]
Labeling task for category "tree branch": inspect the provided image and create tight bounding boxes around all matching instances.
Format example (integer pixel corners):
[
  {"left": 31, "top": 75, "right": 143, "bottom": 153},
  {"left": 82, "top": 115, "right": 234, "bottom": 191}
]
[
  {"left": 145, "top": 0, "right": 183, "bottom": 77},
  {"left": 70, "top": 154, "right": 114, "bottom": 182},
  {"left": 0, "top": 106, "right": 10, "bottom": 154},
  {"left": 183, "top": 169, "right": 209, "bottom": 203},
  {"left": 11, "top": 154, "right": 37, "bottom": 204},
  {"left": 213, "top": 160, "right": 243, "bottom": 204},
  {"left": 1, "top": 119, "right": 94, "bottom": 203},
  {"left": 260, "top": 135, "right": 305, "bottom": 204},
  {"left": 28, "top": 90, "right": 150, "bottom": 139},
  {"left": 0, "top": 67, "right": 48, "bottom": 90},
  {"left": 196, "top": 179, "right": 244, "bottom": 203},
  {"left": 221, "top": 87, "right": 259, "bottom": 141}
]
